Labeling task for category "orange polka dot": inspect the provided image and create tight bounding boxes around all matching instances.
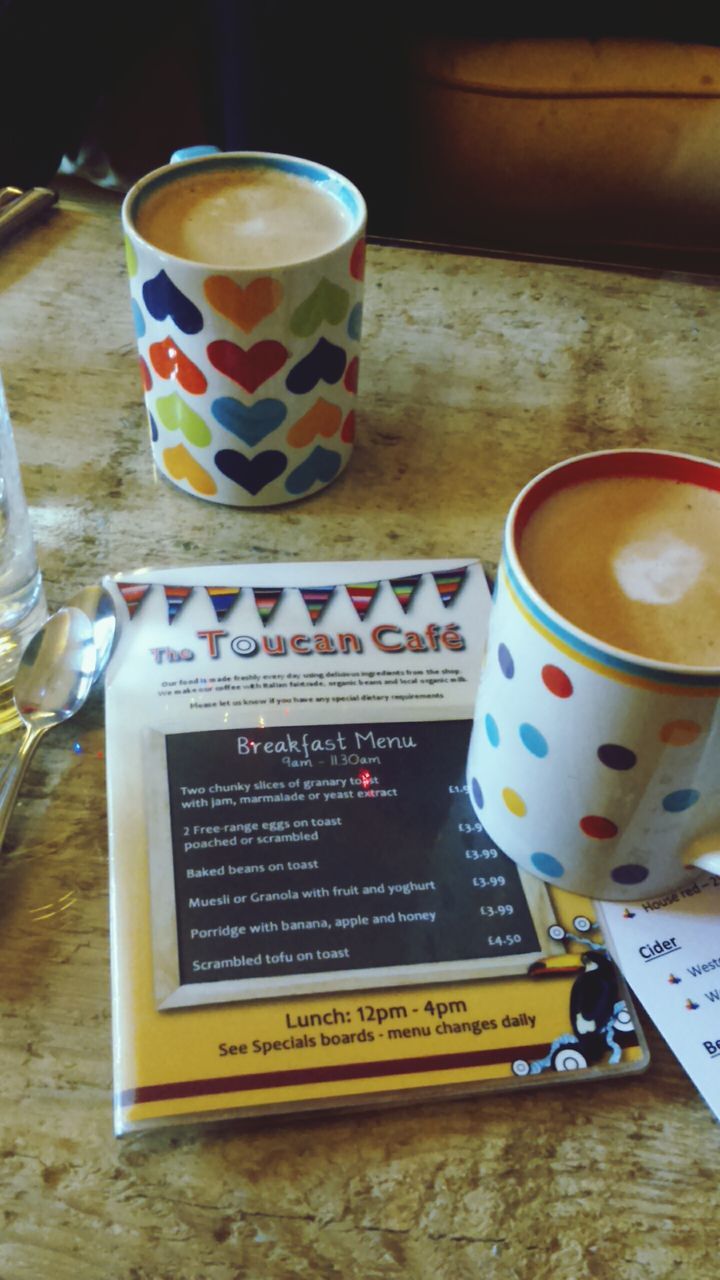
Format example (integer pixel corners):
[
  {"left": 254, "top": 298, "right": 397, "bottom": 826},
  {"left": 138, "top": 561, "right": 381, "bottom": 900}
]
[
  {"left": 542, "top": 664, "right": 573, "bottom": 698},
  {"left": 660, "top": 720, "right": 702, "bottom": 747}
]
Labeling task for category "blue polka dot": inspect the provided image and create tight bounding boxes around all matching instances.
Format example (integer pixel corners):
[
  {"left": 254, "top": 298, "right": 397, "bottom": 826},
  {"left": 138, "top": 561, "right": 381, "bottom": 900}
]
[
  {"left": 485, "top": 714, "right": 500, "bottom": 747},
  {"left": 611, "top": 863, "right": 649, "bottom": 885},
  {"left": 149, "top": 412, "right": 158, "bottom": 442},
  {"left": 519, "top": 723, "right": 548, "bottom": 758},
  {"left": 662, "top": 789, "right": 700, "bottom": 813},
  {"left": 531, "top": 852, "right": 564, "bottom": 879},
  {"left": 471, "top": 777, "right": 484, "bottom": 809},
  {"left": 498, "top": 643, "right": 514, "bottom": 678}
]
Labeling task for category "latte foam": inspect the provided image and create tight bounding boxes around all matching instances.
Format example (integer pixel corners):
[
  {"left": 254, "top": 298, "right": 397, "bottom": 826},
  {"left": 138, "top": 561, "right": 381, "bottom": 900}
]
[
  {"left": 518, "top": 473, "right": 720, "bottom": 666},
  {"left": 135, "top": 166, "right": 353, "bottom": 268}
]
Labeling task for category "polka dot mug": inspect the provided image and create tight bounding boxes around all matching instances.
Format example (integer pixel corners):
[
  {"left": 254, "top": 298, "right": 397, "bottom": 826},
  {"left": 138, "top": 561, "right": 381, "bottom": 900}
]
[{"left": 467, "top": 449, "right": 720, "bottom": 901}]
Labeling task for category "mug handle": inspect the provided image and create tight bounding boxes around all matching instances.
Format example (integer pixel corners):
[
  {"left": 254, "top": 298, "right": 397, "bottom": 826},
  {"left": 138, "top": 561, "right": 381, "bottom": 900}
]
[
  {"left": 685, "top": 834, "right": 720, "bottom": 876},
  {"left": 169, "top": 146, "right": 221, "bottom": 164}
]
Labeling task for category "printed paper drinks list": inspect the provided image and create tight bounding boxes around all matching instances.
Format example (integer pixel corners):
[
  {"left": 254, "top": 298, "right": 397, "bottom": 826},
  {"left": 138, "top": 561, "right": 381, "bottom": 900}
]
[{"left": 164, "top": 718, "right": 540, "bottom": 983}]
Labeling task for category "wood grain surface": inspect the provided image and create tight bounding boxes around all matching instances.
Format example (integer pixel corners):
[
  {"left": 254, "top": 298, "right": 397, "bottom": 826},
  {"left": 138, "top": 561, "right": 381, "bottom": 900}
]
[{"left": 0, "top": 179, "right": 718, "bottom": 1280}]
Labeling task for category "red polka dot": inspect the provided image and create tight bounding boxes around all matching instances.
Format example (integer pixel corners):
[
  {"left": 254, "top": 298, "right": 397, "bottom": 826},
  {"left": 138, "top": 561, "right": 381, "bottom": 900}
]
[
  {"left": 660, "top": 719, "right": 702, "bottom": 747},
  {"left": 580, "top": 815, "right": 618, "bottom": 840},
  {"left": 542, "top": 664, "right": 573, "bottom": 698},
  {"left": 138, "top": 355, "right": 152, "bottom": 391}
]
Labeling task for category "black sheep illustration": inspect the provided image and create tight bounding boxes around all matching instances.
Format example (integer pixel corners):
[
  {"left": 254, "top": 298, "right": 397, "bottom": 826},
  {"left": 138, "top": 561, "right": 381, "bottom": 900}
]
[{"left": 570, "top": 951, "right": 621, "bottom": 1066}]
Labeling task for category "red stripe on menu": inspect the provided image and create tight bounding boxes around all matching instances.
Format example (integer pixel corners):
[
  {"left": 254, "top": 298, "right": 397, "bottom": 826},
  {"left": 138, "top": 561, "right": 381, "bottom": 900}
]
[{"left": 120, "top": 1043, "right": 551, "bottom": 1107}]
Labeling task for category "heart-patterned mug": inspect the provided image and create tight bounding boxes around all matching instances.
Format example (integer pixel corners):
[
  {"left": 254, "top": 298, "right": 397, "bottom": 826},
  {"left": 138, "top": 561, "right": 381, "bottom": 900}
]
[{"left": 122, "top": 149, "right": 366, "bottom": 507}]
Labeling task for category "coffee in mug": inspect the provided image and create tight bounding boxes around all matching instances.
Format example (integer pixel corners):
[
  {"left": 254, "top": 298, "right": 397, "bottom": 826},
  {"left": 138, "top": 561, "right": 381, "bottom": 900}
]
[
  {"left": 134, "top": 165, "right": 354, "bottom": 268},
  {"left": 519, "top": 472, "right": 720, "bottom": 666},
  {"left": 467, "top": 449, "right": 720, "bottom": 901}
]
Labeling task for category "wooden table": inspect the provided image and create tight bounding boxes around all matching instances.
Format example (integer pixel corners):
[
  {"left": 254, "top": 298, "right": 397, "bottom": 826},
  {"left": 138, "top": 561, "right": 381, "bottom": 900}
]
[{"left": 1, "top": 180, "right": 719, "bottom": 1280}]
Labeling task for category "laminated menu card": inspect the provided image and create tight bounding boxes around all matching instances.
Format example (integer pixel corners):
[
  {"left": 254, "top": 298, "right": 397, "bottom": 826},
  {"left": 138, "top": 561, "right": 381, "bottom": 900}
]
[{"left": 104, "top": 559, "right": 648, "bottom": 1134}]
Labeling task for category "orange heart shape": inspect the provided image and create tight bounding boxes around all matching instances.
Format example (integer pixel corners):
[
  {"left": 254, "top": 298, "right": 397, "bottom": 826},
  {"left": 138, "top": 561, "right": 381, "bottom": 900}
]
[
  {"left": 204, "top": 275, "right": 283, "bottom": 333},
  {"left": 287, "top": 398, "right": 343, "bottom": 448},
  {"left": 163, "top": 443, "right": 217, "bottom": 496},
  {"left": 149, "top": 337, "right": 207, "bottom": 394}
]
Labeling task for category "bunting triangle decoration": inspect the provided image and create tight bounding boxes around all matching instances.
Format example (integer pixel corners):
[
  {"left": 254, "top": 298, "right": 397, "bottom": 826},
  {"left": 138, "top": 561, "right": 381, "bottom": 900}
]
[
  {"left": 206, "top": 586, "right": 241, "bottom": 623},
  {"left": 117, "top": 582, "right": 151, "bottom": 619},
  {"left": 164, "top": 586, "right": 193, "bottom": 624},
  {"left": 115, "top": 565, "right": 474, "bottom": 624},
  {"left": 345, "top": 581, "right": 380, "bottom": 621},
  {"left": 432, "top": 566, "right": 468, "bottom": 608},
  {"left": 389, "top": 574, "right": 421, "bottom": 613},
  {"left": 253, "top": 587, "right": 283, "bottom": 625},
  {"left": 299, "top": 586, "right": 335, "bottom": 625}
]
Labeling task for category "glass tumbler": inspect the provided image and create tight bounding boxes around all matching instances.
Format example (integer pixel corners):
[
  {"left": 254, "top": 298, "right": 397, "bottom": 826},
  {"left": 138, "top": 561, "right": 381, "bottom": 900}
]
[{"left": 0, "top": 374, "right": 47, "bottom": 727}]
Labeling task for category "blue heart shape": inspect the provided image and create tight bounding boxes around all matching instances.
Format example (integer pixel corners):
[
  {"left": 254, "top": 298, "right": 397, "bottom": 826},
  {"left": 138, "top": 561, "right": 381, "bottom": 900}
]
[
  {"left": 149, "top": 412, "right": 158, "bottom": 441},
  {"left": 215, "top": 448, "right": 287, "bottom": 496},
  {"left": 131, "top": 299, "right": 146, "bottom": 338},
  {"left": 211, "top": 397, "right": 287, "bottom": 446},
  {"left": 286, "top": 337, "right": 346, "bottom": 395},
  {"left": 348, "top": 302, "right": 363, "bottom": 341},
  {"left": 285, "top": 446, "right": 342, "bottom": 496},
  {"left": 142, "top": 270, "right": 203, "bottom": 335}
]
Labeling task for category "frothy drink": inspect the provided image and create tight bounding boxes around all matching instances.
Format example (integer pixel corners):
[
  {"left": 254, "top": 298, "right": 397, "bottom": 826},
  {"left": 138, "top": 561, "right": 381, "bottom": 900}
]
[
  {"left": 135, "top": 166, "right": 353, "bottom": 268},
  {"left": 518, "top": 473, "right": 720, "bottom": 666}
]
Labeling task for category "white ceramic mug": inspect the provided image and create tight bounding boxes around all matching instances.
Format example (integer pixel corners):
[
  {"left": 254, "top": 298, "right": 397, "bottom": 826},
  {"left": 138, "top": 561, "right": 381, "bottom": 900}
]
[
  {"left": 467, "top": 449, "right": 720, "bottom": 901},
  {"left": 122, "top": 150, "right": 366, "bottom": 507}
]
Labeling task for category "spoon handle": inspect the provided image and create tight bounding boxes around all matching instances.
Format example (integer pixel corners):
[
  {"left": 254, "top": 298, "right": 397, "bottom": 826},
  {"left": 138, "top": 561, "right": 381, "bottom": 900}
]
[{"left": 0, "top": 724, "right": 47, "bottom": 851}]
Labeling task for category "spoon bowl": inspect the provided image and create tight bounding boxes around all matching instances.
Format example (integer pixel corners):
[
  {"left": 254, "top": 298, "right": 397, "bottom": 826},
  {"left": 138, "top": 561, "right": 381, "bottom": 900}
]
[
  {"left": 0, "top": 607, "right": 98, "bottom": 849},
  {"left": 68, "top": 584, "right": 118, "bottom": 683}
]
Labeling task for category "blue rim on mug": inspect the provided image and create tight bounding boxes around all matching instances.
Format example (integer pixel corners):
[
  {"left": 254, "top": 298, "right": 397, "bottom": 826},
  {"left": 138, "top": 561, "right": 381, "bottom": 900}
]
[{"left": 122, "top": 150, "right": 367, "bottom": 273}]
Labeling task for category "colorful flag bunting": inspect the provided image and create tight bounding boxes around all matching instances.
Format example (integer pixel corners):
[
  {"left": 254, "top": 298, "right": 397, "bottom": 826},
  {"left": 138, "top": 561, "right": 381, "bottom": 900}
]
[
  {"left": 206, "top": 586, "right": 241, "bottom": 622},
  {"left": 164, "top": 586, "right": 193, "bottom": 624},
  {"left": 299, "top": 586, "right": 335, "bottom": 624},
  {"left": 389, "top": 574, "right": 421, "bottom": 613},
  {"left": 345, "top": 581, "right": 380, "bottom": 621},
  {"left": 432, "top": 566, "right": 468, "bottom": 607},
  {"left": 117, "top": 566, "right": 474, "bottom": 623},
  {"left": 117, "top": 582, "right": 151, "bottom": 619},
  {"left": 253, "top": 587, "right": 283, "bottom": 625}
]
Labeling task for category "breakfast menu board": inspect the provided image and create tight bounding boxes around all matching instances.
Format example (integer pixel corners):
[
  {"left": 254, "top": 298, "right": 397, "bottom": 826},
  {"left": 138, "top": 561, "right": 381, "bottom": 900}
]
[
  {"left": 104, "top": 559, "right": 648, "bottom": 1134},
  {"left": 147, "top": 717, "right": 548, "bottom": 1006}
]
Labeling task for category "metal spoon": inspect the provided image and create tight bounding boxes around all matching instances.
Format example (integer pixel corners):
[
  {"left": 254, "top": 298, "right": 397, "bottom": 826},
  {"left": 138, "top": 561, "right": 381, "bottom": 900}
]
[
  {"left": 68, "top": 584, "right": 118, "bottom": 683},
  {"left": 0, "top": 607, "right": 98, "bottom": 850}
]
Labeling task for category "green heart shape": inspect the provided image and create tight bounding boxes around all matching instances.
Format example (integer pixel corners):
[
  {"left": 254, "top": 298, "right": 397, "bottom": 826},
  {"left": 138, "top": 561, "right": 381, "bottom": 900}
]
[
  {"left": 290, "top": 278, "right": 350, "bottom": 337},
  {"left": 124, "top": 236, "right": 138, "bottom": 278},
  {"left": 155, "top": 393, "right": 211, "bottom": 447}
]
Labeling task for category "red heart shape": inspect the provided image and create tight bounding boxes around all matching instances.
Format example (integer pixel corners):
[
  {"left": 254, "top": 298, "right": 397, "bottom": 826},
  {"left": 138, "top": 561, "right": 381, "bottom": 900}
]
[
  {"left": 344, "top": 355, "right": 359, "bottom": 393},
  {"left": 208, "top": 339, "right": 288, "bottom": 393},
  {"left": 139, "top": 356, "right": 152, "bottom": 392},
  {"left": 350, "top": 237, "right": 365, "bottom": 281},
  {"left": 341, "top": 410, "right": 355, "bottom": 443}
]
